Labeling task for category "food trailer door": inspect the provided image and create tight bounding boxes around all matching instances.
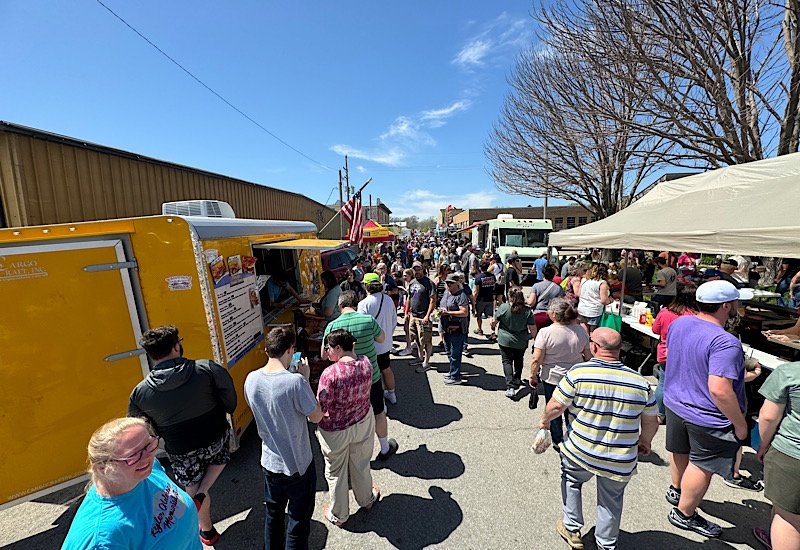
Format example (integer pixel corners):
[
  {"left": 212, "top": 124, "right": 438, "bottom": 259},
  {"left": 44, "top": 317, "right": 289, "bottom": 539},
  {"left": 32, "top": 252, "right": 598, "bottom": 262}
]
[{"left": 0, "top": 239, "right": 148, "bottom": 509}]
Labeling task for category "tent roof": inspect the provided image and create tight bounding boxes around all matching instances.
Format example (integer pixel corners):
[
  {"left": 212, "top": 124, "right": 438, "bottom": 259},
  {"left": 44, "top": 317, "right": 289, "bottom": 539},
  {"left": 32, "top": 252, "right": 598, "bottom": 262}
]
[{"left": 549, "top": 153, "right": 800, "bottom": 258}]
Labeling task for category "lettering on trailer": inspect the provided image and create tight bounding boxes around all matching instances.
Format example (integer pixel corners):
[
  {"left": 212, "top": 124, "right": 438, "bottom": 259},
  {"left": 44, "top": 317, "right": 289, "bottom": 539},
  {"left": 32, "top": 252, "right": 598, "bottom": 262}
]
[{"left": 0, "top": 256, "right": 49, "bottom": 281}]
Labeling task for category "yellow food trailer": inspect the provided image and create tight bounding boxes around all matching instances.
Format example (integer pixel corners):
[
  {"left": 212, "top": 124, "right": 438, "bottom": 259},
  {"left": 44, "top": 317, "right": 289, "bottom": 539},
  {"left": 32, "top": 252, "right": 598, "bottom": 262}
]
[{"left": 0, "top": 214, "right": 345, "bottom": 509}]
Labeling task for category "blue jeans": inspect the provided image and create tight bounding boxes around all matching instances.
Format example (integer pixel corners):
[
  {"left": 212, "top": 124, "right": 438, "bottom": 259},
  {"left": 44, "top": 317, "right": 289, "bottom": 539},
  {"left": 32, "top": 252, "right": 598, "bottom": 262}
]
[
  {"left": 263, "top": 460, "right": 316, "bottom": 550},
  {"left": 443, "top": 332, "right": 466, "bottom": 380},
  {"left": 655, "top": 363, "right": 666, "bottom": 417},
  {"left": 544, "top": 382, "right": 570, "bottom": 445}
]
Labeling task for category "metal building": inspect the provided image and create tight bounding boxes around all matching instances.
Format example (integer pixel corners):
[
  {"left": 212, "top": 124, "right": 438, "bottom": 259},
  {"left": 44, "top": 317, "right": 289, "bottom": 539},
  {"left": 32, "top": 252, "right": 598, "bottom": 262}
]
[{"left": 0, "top": 121, "right": 339, "bottom": 237}]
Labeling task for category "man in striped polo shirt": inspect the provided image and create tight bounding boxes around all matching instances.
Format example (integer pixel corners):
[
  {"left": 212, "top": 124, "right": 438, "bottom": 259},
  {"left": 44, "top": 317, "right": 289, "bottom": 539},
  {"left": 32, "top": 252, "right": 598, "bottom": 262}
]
[
  {"left": 323, "top": 290, "right": 399, "bottom": 460},
  {"left": 539, "top": 328, "right": 659, "bottom": 550}
]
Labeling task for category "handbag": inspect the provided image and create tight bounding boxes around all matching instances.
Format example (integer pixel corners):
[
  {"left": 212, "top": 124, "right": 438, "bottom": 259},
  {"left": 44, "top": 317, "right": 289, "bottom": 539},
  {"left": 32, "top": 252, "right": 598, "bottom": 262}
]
[{"left": 598, "top": 310, "right": 622, "bottom": 332}]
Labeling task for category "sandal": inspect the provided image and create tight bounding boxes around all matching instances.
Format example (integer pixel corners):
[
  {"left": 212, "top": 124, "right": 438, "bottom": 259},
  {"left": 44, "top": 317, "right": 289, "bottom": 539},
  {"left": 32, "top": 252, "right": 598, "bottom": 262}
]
[
  {"left": 363, "top": 486, "right": 381, "bottom": 510},
  {"left": 473, "top": 329, "right": 484, "bottom": 335},
  {"left": 322, "top": 504, "right": 344, "bottom": 528}
]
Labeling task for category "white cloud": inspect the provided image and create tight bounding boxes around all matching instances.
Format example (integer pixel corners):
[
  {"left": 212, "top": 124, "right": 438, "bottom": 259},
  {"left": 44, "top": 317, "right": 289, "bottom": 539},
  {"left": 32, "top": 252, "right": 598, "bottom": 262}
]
[
  {"left": 453, "top": 39, "right": 492, "bottom": 68},
  {"left": 330, "top": 99, "right": 471, "bottom": 168},
  {"left": 329, "top": 144, "right": 405, "bottom": 167},
  {"left": 356, "top": 165, "right": 366, "bottom": 173},
  {"left": 389, "top": 189, "right": 503, "bottom": 219},
  {"left": 420, "top": 100, "right": 472, "bottom": 127},
  {"left": 452, "top": 13, "right": 533, "bottom": 71}
]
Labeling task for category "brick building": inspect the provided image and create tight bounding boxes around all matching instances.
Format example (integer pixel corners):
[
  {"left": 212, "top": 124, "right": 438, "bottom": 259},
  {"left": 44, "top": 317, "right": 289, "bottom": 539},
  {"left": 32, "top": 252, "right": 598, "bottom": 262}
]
[{"left": 452, "top": 205, "right": 595, "bottom": 231}]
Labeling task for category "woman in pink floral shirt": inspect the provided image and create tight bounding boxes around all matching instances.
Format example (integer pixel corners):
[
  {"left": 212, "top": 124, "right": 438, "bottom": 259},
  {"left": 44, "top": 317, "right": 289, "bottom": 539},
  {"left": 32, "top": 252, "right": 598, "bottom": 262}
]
[{"left": 316, "top": 329, "right": 380, "bottom": 526}]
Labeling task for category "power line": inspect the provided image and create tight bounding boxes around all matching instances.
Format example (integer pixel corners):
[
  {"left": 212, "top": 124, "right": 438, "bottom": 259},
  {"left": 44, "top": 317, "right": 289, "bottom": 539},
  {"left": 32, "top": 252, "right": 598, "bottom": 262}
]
[{"left": 95, "top": 0, "right": 335, "bottom": 172}]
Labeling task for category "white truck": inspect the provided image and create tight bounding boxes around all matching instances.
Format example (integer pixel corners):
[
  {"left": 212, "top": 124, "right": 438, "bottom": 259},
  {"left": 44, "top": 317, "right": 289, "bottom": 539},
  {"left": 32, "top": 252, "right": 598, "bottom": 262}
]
[{"left": 471, "top": 215, "right": 556, "bottom": 280}]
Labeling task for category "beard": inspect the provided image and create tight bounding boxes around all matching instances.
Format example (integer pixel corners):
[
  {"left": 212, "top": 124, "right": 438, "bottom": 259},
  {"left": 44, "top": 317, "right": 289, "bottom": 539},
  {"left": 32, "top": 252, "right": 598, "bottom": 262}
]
[{"left": 178, "top": 343, "right": 184, "bottom": 357}]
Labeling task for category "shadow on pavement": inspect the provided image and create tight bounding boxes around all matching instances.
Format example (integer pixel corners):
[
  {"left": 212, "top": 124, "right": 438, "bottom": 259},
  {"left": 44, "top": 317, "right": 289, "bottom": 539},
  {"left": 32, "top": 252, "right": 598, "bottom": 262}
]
[
  {"left": 2, "top": 495, "right": 82, "bottom": 550},
  {"left": 699, "top": 498, "right": 771, "bottom": 546},
  {"left": 342, "top": 486, "right": 462, "bottom": 549},
  {"left": 584, "top": 528, "right": 738, "bottom": 549},
  {"left": 638, "top": 450, "right": 668, "bottom": 467},
  {"left": 458, "top": 362, "right": 507, "bottom": 391},
  {"left": 371, "top": 444, "right": 465, "bottom": 480},
  {"left": 386, "top": 360, "right": 463, "bottom": 430}
]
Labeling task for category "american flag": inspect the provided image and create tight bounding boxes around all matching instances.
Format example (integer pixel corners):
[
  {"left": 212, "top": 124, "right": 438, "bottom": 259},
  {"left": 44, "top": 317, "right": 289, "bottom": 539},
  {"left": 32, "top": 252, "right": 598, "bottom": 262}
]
[{"left": 338, "top": 193, "right": 362, "bottom": 244}]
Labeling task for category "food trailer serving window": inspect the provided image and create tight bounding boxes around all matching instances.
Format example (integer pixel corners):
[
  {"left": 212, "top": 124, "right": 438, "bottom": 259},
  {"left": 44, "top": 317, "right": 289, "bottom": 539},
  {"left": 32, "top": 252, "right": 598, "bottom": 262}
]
[{"left": 252, "top": 239, "right": 348, "bottom": 316}]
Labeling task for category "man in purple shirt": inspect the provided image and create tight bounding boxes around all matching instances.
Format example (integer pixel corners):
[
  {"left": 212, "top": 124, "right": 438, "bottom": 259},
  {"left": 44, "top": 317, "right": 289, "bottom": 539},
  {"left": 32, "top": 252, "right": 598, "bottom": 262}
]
[{"left": 663, "top": 280, "right": 753, "bottom": 538}]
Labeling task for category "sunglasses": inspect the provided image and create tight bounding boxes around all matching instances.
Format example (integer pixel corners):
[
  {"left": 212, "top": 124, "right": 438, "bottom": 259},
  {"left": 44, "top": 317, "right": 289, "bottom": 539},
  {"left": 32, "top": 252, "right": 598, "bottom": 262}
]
[{"left": 113, "top": 435, "right": 160, "bottom": 466}]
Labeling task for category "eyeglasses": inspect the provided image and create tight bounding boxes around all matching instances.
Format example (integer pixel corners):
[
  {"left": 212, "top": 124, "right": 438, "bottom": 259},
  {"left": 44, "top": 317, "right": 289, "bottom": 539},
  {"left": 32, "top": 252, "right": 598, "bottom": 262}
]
[{"left": 113, "top": 435, "right": 160, "bottom": 466}]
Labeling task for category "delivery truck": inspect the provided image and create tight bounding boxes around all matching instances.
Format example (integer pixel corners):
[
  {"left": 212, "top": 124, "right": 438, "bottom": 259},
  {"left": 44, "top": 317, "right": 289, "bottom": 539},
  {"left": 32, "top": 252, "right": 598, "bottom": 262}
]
[{"left": 0, "top": 213, "right": 345, "bottom": 509}]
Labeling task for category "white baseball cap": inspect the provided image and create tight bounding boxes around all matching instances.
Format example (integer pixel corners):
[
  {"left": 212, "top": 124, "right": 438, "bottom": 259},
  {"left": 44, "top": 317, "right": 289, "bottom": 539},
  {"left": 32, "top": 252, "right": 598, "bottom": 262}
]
[{"left": 695, "top": 280, "right": 753, "bottom": 303}]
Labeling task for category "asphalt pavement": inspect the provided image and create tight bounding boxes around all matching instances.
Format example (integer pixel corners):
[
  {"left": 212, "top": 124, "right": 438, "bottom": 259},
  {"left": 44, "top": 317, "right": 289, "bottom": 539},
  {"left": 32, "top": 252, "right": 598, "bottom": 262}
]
[{"left": 0, "top": 312, "right": 771, "bottom": 549}]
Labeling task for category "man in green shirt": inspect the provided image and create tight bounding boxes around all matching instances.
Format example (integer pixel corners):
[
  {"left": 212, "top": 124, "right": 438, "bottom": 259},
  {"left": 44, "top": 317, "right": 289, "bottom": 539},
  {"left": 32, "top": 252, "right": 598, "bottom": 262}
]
[
  {"left": 323, "top": 291, "right": 398, "bottom": 460},
  {"left": 755, "top": 362, "right": 800, "bottom": 548}
]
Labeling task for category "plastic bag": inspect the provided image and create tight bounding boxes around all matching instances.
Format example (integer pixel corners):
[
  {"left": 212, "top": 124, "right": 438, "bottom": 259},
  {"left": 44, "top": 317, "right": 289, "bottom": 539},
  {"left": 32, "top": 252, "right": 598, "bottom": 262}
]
[{"left": 530, "top": 428, "right": 553, "bottom": 454}]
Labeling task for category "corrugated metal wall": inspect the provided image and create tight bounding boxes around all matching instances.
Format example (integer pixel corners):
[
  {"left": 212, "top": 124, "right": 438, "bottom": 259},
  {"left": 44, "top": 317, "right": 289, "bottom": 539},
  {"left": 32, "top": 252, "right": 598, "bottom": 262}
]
[{"left": 0, "top": 124, "right": 339, "bottom": 238}]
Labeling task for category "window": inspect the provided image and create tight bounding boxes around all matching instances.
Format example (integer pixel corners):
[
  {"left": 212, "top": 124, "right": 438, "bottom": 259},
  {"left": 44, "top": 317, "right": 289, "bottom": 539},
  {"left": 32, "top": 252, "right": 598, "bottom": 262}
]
[
  {"left": 554, "top": 217, "right": 564, "bottom": 231},
  {"left": 254, "top": 248, "right": 302, "bottom": 312},
  {"left": 566, "top": 217, "right": 576, "bottom": 229},
  {"left": 498, "top": 228, "right": 551, "bottom": 248},
  {"left": 578, "top": 216, "right": 587, "bottom": 226}
]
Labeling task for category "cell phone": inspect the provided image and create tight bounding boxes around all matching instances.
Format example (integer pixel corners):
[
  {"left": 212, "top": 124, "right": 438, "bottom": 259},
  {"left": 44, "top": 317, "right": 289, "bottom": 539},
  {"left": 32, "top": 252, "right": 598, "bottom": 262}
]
[{"left": 289, "top": 351, "right": 302, "bottom": 373}]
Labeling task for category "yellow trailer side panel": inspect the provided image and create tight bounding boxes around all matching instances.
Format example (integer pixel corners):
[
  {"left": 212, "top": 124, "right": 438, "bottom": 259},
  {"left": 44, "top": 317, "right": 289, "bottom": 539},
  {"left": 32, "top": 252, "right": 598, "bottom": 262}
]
[{"left": 0, "top": 240, "right": 146, "bottom": 504}]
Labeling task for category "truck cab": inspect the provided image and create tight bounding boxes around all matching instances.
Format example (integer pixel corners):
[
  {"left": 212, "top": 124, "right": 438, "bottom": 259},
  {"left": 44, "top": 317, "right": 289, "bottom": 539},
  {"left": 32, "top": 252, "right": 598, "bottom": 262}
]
[{"left": 472, "top": 216, "right": 556, "bottom": 277}]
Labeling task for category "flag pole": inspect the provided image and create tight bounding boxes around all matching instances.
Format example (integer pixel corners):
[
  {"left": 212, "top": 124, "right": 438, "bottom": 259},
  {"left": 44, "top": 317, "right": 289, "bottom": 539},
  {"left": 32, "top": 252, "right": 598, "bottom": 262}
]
[{"left": 317, "top": 178, "right": 372, "bottom": 237}]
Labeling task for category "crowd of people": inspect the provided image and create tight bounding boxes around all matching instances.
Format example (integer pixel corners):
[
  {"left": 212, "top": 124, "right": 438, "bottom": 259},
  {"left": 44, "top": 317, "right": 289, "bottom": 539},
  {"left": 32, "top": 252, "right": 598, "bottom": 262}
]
[{"left": 59, "top": 234, "right": 800, "bottom": 550}]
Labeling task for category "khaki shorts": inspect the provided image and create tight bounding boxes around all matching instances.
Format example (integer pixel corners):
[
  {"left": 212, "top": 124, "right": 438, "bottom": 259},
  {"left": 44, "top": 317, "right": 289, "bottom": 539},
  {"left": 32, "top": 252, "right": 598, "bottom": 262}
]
[
  {"left": 409, "top": 315, "right": 432, "bottom": 349},
  {"left": 764, "top": 447, "right": 800, "bottom": 514}
]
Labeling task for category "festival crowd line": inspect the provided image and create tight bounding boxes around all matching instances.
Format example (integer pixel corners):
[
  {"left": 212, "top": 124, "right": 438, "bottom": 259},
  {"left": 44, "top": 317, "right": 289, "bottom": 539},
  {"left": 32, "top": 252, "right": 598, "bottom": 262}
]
[{"left": 60, "top": 237, "right": 800, "bottom": 550}]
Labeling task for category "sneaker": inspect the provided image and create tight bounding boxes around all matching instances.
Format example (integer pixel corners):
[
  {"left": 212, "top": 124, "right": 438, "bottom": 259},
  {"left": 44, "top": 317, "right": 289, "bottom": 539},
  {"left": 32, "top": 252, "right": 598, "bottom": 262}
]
[
  {"left": 752, "top": 527, "right": 772, "bottom": 549},
  {"left": 723, "top": 475, "right": 764, "bottom": 491},
  {"left": 444, "top": 377, "right": 463, "bottom": 385},
  {"left": 668, "top": 508, "right": 722, "bottom": 538},
  {"left": 398, "top": 347, "right": 413, "bottom": 356},
  {"left": 665, "top": 485, "right": 681, "bottom": 506},
  {"left": 505, "top": 388, "right": 516, "bottom": 398},
  {"left": 383, "top": 390, "right": 397, "bottom": 404},
  {"left": 199, "top": 527, "right": 221, "bottom": 546},
  {"left": 556, "top": 518, "right": 584, "bottom": 549},
  {"left": 414, "top": 364, "right": 433, "bottom": 373},
  {"left": 376, "top": 439, "right": 398, "bottom": 461}
]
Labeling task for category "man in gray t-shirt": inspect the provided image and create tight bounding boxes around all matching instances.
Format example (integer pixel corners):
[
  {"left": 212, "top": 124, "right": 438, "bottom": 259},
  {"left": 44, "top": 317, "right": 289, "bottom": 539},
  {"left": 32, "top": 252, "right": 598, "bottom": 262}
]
[
  {"left": 244, "top": 327, "right": 322, "bottom": 548},
  {"left": 653, "top": 256, "right": 678, "bottom": 307}
]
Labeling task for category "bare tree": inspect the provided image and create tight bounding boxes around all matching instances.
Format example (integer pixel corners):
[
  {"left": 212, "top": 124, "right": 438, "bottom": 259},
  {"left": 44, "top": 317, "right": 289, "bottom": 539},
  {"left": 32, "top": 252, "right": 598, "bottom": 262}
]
[
  {"left": 487, "top": 43, "right": 667, "bottom": 219},
  {"left": 542, "top": 0, "right": 800, "bottom": 166}
]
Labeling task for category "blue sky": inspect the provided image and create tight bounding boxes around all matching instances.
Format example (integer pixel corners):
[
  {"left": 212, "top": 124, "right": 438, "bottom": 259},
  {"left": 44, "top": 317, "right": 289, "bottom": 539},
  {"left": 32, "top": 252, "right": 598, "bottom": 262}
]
[{"left": 1, "top": 1, "right": 547, "bottom": 220}]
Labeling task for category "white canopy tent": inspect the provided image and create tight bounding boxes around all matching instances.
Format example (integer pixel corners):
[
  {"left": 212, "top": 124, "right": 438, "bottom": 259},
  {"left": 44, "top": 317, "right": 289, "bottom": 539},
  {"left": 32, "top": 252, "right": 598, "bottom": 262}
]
[{"left": 549, "top": 153, "right": 800, "bottom": 258}]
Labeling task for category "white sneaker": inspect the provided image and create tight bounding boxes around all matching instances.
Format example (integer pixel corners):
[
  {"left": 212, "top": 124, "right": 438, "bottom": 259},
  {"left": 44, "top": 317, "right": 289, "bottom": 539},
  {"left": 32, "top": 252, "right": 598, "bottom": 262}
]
[
  {"left": 384, "top": 390, "right": 397, "bottom": 404},
  {"left": 398, "top": 347, "right": 413, "bottom": 356}
]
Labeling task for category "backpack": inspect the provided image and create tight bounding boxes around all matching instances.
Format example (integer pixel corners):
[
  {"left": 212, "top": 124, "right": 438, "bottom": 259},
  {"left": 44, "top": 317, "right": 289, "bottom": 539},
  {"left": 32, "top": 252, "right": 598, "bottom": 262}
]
[{"left": 495, "top": 263, "right": 506, "bottom": 285}]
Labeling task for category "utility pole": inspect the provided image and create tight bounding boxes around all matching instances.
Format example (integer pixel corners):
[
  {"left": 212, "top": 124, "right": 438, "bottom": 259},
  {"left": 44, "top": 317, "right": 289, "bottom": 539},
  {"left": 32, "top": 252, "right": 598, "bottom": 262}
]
[
  {"left": 338, "top": 170, "right": 344, "bottom": 238},
  {"left": 369, "top": 194, "right": 372, "bottom": 222},
  {"left": 344, "top": 155, "right": 350, "bottom": 200}
]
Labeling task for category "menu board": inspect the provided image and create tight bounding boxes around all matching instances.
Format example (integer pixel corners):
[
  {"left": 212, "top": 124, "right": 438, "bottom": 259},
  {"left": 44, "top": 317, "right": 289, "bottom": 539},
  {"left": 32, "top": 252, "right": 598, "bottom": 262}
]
[{"left": 206, "top": 251, "right": 263, "bottom": 368}]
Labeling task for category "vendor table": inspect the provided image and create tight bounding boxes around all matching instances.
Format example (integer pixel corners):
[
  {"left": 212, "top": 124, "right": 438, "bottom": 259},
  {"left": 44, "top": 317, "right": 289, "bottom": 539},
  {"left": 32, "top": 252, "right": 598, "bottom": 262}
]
[
  {"left": 742, "top": 343, "right": 787, "bottom": 371},
  {"left": 750, "top": 289, "right": 781, "bottom": 300}
]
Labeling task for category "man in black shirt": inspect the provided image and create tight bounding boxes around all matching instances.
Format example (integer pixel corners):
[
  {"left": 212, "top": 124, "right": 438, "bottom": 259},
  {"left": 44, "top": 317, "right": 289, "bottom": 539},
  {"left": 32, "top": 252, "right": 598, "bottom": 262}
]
[
  {"left": 473, "top": 262, "right": 497, "bottom": 338},
  {"left": 129, "top": 325, "right": 237, "bottom": 546}
]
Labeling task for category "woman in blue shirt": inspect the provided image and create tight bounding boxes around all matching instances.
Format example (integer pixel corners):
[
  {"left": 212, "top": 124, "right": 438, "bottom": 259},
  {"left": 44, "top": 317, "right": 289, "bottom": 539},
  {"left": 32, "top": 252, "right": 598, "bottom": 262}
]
[{"left": 62, "top": 417, "right": 201, "bottom": 549}]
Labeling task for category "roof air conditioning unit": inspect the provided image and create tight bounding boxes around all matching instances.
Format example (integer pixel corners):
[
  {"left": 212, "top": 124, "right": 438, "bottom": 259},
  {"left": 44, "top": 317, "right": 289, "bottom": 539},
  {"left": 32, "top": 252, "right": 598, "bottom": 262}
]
[
  {"left": 162, "top": 200, "right": 236, "bottom": 218},
  {"left": 497, "top": 213, "right": 514, "bottom": 220}
]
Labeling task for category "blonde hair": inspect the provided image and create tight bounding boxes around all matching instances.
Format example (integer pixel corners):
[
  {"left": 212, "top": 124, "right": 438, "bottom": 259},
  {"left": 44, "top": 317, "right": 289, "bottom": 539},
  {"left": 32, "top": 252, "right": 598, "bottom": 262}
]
[{"left": 86, "top": 417, "right": 152, "bottom": 488}]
